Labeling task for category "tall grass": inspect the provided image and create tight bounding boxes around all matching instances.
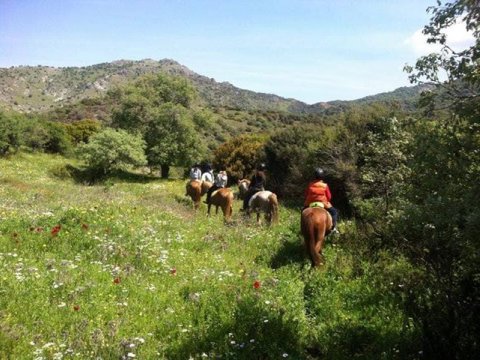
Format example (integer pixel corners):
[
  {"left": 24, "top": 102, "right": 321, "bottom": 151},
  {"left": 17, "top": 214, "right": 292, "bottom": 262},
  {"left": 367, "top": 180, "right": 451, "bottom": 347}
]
[{"left": 0, "top": 153, "right": 420, "bottom": 359}]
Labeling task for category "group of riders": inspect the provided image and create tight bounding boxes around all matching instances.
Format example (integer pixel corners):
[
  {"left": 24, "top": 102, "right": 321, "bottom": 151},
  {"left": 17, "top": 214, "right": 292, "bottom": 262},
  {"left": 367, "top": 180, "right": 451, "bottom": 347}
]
[{"left": 188, "top": 163, "right": 339, "bottom": 233}]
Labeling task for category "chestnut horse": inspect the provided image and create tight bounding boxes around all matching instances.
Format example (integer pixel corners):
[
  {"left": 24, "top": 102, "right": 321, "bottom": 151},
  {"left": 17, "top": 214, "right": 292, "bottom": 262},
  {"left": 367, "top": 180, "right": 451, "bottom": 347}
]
[
  {"left": 301, "top": 207, "right": 333, "bottom": 267},
  {"left": 237, "top": 179, "right": 251, "bottom": 199},
  {"left": 186, "top": 180, "right": 212, "bottom": 209},
  {"left": 208, "top": 188, "right": 234, "bottom": 222},
  {"left": 247, "top": 191, "right": 279, "bottom": 225}
]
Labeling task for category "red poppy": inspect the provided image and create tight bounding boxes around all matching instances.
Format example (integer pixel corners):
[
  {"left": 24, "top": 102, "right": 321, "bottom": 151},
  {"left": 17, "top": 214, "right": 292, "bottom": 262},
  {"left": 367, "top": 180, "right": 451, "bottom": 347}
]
[
  {"left": 113, "top": 277, "right": 121, "bottom": 284},
  {"left": 73, "top": 305, "right": 80, "bottom": 311},
  {"left": 51, "top": 225, "right": 61, "bottom": 237},
  {"left": 170, "top": 268, "right": 177, "bottom": 276},
  {"left": 253, "top": 280, "right": 261, "bottom": 289}
]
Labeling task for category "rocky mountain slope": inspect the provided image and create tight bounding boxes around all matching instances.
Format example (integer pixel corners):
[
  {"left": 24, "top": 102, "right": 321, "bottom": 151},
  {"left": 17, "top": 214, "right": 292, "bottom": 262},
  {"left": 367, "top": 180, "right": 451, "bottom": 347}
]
[
  {"left": 0, "top": 58, "right": 431, "bottom": 114},
  {"left": 0, "top": 59, "right": 308, "bottom": 114}
]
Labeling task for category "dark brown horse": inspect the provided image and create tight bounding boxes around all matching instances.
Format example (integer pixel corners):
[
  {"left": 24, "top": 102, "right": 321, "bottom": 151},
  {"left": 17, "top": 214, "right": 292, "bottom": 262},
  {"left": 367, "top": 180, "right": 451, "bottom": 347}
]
[
  {"left": 185, "top": 180, "right": 212, "bottom": 209},
  {"left": 208, "top": 188, "right": 234, "bottom": 222},
  {"left": 247, "top": 191, "right": 279, "bottom": 225},
  {"left": 301, "top": 207, "right": 333, "bottom": 267}
]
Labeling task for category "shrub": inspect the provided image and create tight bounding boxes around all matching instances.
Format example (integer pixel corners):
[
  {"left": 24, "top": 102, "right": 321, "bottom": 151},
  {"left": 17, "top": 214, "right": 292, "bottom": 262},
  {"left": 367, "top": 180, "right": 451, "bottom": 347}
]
[{"left": 78, "top": 128, "right": 147, "bottom": 176}]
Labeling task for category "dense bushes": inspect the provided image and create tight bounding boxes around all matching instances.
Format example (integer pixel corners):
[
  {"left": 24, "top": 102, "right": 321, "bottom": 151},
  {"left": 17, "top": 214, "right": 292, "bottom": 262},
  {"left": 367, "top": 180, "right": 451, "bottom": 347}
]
[{"left": 0, "top": 111, "right": 72, "bottom": 156}]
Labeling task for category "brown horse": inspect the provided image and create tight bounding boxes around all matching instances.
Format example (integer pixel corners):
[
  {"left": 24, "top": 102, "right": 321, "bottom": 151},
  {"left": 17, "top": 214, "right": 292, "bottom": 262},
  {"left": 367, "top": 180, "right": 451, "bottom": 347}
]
[
  {"left": 208, "top": 188, "right": 234, "bottom": 222},
  {"left": 247, "top": 191, "right": 279, "bottom": 225},
  {"left": 237, "top": 179, "right": 251, "bottom": 199},
  {"left": 185, "top": 180, "right": 212, "bottom": 209},
  {"left": 301, "top": 207, "right": 333, "bottom": 267}
]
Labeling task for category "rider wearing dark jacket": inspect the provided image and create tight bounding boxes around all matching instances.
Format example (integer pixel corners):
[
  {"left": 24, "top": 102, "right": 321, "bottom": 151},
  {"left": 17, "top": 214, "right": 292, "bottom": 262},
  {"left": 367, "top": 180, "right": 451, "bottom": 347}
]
[{"left": 242, "top": 163, "right": 267, "bottom": 211}]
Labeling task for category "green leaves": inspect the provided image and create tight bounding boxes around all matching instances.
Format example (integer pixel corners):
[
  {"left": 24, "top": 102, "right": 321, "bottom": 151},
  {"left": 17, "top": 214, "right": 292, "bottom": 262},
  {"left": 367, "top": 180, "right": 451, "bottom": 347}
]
[{"left": 78, "top": 128, "right": 147, "bottom": 175}]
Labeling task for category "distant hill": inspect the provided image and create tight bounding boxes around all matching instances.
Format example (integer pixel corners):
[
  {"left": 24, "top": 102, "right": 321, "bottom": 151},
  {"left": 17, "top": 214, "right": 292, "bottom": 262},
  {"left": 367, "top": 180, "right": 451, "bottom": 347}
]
[
  {"left": 0, "top": 58, "right": 433, "bottom": 115},
  {"left": 320, "top": 84, "right": 436, "bottom": 111},
  {"left": 0, "top": 59, "right": 309, "bottom": 114}
]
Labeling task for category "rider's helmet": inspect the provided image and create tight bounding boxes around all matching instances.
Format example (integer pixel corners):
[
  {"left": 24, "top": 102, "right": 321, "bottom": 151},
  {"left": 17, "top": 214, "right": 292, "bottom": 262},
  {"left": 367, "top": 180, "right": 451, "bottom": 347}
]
[
  {"left": 314, "top": 167, "right": 326, "bottom": 180},
  {"left": 256, "top": 163, "right": 266, "bottom": 171},
  {"left": 205, "top": 163, "right": 212, "bottom": 171}
]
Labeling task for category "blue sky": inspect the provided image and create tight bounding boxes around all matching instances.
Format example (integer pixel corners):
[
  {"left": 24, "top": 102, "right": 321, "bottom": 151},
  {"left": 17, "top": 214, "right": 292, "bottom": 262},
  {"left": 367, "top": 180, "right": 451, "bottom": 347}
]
[{"left": 0, "top": 0, "right": 458, "bottom": 103}]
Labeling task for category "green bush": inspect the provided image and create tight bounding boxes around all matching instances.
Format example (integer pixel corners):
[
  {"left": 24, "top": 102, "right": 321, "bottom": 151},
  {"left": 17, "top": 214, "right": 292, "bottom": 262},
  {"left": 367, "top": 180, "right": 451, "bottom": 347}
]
[
  {"left": 78, "top": 128, "right": 147, "bottom": 176},
  {"left": 0, "top": 111, "right": 23, "bottom": 155}
]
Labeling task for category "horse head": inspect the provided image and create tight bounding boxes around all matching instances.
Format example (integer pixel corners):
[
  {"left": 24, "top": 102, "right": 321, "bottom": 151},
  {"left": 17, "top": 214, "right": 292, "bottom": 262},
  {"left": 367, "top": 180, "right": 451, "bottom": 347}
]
[{"left": 237, "top": 179, "right": 250, "bottom": 200}]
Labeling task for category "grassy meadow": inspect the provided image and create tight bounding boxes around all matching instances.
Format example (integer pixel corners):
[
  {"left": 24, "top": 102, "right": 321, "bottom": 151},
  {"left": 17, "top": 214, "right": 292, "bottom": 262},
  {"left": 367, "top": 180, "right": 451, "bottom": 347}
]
[{"left": 0, "top": 153, "right": 420, "bottom": 359}]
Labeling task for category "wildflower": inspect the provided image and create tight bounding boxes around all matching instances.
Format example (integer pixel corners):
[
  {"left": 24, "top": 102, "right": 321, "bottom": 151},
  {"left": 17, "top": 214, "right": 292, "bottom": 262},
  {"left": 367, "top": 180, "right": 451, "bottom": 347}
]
[
  {"left": 253, "top": 280, "right": 261, "bottom": 289},
  {"left": 170, "top": 268, "right": 177, "bottom": 276},
  {"left": 81, "top": 223, "right": 89, "bottom": 230},
  {"left": 73, "top": 305, "right": 80, "bottom": 311},
  {"left": 113, "top": 277, "right": 121, "bottom": 284},
  {"left": 282, "top": 353, "right": 289, "bottom": 357},
  {"left": 51, "top": 225, "right": 61, "bottom": 237}
]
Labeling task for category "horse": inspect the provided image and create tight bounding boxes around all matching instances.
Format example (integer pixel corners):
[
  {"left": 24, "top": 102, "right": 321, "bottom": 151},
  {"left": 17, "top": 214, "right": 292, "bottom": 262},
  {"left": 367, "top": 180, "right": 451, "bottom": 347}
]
[
  {"left": 185, "top": 180, "right": 212, "bottom": 209},
  {"left": 247, "top": 191, "right": 279, "bottom": 225},
  {"left": 207, "top": 188, "right": 234, "bottom": 222},
  {"left": 301, "top": 207, "right": 333, "bottom": 267},
  {"left": 237, "top": 179, "right": 251, "bottom": 199}
]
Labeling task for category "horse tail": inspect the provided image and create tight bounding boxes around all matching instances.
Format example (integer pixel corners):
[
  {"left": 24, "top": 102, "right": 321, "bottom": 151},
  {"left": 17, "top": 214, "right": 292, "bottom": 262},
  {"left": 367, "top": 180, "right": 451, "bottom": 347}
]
[
  {"left": 268, "top": 193, "right": 279, "bottom": 224},
  {"left": 225, "top": 190, "right": 234, "bottom": 221},
  {"left": 301, "top": 209, "right": 326, "bottom": 267},
  {"left": 186, "top": 180, "right": 202, "bottom": 209}
]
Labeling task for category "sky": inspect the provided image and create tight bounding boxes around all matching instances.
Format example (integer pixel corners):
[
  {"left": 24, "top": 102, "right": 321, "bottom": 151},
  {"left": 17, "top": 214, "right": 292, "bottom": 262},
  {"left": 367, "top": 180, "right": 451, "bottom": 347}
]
[{"left": 0, "top": 0, "right": 474, "bottom": 103}]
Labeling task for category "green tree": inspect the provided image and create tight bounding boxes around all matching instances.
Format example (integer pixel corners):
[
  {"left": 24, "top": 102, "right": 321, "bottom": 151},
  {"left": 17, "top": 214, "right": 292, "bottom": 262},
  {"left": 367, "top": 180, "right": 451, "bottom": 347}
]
[
  {"left": 265, "top": 125, "right": 328, "bottom": 199},
  {"left": 144, "top": 103, "right": 200, "bottom": 178},
  {"left": 399, "top": 1, "right": 480, "bottom": 357},
  {"left": 111, "top": 74, "right": 202, "bottom": 178},
  {"left": 78, "top": 128, "right": 147, "bottom": 175},
  {"left": 65, "top": 119, "right": 102, "bottom": 145},
  {"left": 212, "top": 134, "right": 268, "bottom": 181},
  {"left": 0, "top": 112, "right": 23, "bottom": 156}
]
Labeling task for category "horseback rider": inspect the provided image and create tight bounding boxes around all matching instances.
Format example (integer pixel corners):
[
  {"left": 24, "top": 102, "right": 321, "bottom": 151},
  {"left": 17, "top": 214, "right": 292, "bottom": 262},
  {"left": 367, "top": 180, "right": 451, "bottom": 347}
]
[
  {"left": 303, "top": 168, "right": 339, "bottom": 233},
  {"left": 206, "top": 170, "right": 228, "bottom": 204},
  {"left": 201, "top": 164, "right": 214, "bottom": 183},
  {"left": 189, "top": 163, "right": 202, "bottom": 181},
  {"left": 241, "top": 163, "right": 267, "bottom": 212}
]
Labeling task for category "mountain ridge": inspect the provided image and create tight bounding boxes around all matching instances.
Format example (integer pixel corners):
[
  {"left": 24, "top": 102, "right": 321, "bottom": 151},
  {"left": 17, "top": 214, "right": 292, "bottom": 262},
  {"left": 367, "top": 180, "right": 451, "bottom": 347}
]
[{"left": 0, "top": 58, "right": 429, "bottom": 114}]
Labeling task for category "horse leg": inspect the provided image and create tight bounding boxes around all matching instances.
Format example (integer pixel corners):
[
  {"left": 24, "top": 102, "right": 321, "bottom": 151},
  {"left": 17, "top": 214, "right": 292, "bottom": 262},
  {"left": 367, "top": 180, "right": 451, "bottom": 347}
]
[{"left": 207, "top": 203, "right": 212, "bottom": 216}]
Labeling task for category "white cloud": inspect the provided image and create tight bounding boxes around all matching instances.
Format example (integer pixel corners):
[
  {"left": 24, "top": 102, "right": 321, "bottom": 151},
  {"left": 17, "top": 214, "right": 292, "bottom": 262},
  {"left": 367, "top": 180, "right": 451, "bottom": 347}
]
[{"left": 405, "top": 21, "right": 475, "bottom": 56}]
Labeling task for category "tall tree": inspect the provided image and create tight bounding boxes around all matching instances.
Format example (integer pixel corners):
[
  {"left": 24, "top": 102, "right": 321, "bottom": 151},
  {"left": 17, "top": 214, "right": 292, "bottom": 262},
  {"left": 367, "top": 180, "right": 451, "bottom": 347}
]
[
  {"left": 402, "top": 1, "right": 480, "bottom": 358},
  {"left": 111, "top": 74, "right": 203, "bottom": 178}
]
